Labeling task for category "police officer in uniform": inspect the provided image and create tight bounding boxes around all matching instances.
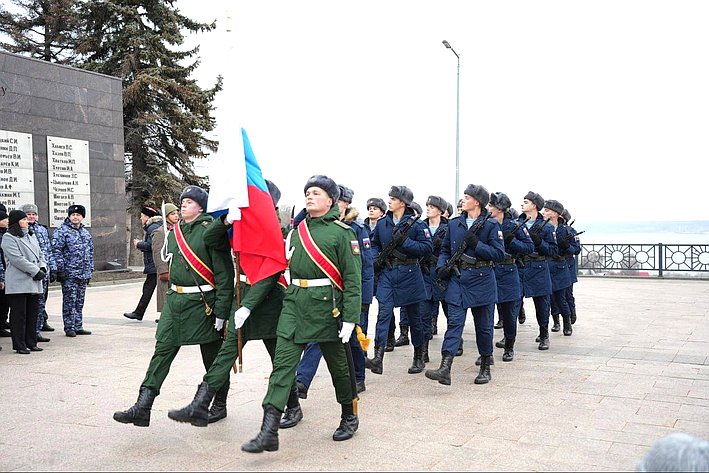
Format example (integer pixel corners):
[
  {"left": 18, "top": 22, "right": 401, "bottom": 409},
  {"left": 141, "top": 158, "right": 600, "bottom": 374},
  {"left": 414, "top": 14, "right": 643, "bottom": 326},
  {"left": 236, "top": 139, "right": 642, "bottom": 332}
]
[
  {"left": 366, "top": 186, "right": 432, "bottom": 376},
  {"left": 425, "top": 184, "right": 504, "bottom": 385},
  {"left": 519, "top": 191, "right": 558, "bottom": 350},
  {"left": 543, "top": 199, "right": 578, "bottom": 336},
  {"left": 295, "top": 184, "right": 374, "bottom": 395},
  {"left": 242, "top": 175, "right": 362, "bottom": 453},
  {"left": 166, "top": 181, "right": 295, "bottom": 427},
  {"left": 561, "top": 209, "right": 581, "bottom": 325},
  {"left": 488, "top": 193, "right": 533, "bottom": 362},
  {"left": 113, "top": 186, "right": 235, "bottom": 427}
]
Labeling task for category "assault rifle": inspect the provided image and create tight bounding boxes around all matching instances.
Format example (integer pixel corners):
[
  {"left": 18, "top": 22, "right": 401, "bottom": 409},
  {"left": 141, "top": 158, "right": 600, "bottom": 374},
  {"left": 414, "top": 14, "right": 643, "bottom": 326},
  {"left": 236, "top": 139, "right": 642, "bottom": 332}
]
[
  {"left": 373, "top": 213, "right": 420, "bottom": 276},
  {"left": 504, "top": 214, "right": 529, "bottom": 244},
  {"left": 422, "top": 225, "right": 447, "bottom": 275},
  {"left": 434, "top": 214, "right": 491, "bottom": 286}
]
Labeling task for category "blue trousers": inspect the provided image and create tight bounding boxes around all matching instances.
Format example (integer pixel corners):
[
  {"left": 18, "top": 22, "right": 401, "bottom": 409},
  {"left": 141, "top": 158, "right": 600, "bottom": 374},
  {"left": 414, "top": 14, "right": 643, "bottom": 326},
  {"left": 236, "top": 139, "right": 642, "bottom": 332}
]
[
  {"left": 497, "top": 300, "right": 519, "bottom": 341},
  {"left": 565, "top": 284, "right": 576, "bottom": 310},
  {"left": 420, "top": 299, "right": 434, "bottom": 341},
  {"left": 551, "top": 288, "right": 572, "bottom": 318},
  {"left": 442, "top": 303, "right": 494, "bottom": 356},
  {"left": 531, "top": 295, "right": 550, "bottom": 330},
  {"left": 35, "top": 277, "right": 48, "bottom": 336},
  {"left": 376, "top": 300, "right": 423, "bottom": 348},
  {"left": 61, "top": 278, "right": 88, "bottom": 333},
  {"left": 297, "top": 307, "right": 369, "bottom": 387}
]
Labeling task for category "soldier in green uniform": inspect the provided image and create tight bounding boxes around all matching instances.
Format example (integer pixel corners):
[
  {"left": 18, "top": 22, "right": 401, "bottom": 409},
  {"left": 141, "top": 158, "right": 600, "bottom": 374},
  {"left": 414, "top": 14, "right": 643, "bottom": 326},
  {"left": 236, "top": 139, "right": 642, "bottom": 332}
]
[
  {"left": 166, "top": 181, "right": 303, "bottom": 428},
  {"left": 242, "top": 175, "right": 362, "bottom": 453},
  {"left": 113, "top": 186, "right": 234, "bottom": 427}
]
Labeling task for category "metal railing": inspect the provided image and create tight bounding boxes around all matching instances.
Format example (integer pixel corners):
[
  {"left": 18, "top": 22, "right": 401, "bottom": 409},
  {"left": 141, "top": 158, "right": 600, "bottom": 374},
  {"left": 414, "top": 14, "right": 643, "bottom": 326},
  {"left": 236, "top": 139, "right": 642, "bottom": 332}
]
[{"left": 578, "top": 243, "right": 709, "bottom": 277}]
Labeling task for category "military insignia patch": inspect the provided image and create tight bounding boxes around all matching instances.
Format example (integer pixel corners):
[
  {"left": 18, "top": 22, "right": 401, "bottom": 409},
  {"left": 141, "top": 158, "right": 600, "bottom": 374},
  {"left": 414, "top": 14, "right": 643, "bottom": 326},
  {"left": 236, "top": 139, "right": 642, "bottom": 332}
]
[
  {"left": 498, "top": 230, "right": 504, "bottom": 240},
  {"left": 423, "top": 228, "right": 431, "bottom": 238},
  {"left": 351, "top": 240, "right": 360, "bottom": 255},
  {"left": 363, "top": 237, "right": 371, "bottom": 249}
]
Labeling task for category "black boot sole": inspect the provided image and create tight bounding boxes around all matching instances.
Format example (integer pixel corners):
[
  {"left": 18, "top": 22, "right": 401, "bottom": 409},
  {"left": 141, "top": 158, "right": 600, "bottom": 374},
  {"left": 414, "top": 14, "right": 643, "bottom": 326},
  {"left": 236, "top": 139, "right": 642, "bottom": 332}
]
[
  {"left": 113, "top": 414, "right": 149, "bottom": 427},
  {"left": 424, "top": 370, "right": 451, "bottom": 385},
  {"left": 167, "top": 410, "right": 208, "bottom": 427},
  {"left": 208, "top": 412, "right": 227, "bottom": 424}
]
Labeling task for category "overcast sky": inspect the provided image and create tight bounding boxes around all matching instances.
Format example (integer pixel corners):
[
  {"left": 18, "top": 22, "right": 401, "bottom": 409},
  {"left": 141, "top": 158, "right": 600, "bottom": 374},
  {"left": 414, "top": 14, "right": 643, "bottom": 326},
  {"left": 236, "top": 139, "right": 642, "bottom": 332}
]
[{"left": 179, "top": 0, "right": 708, "bottom": 223}]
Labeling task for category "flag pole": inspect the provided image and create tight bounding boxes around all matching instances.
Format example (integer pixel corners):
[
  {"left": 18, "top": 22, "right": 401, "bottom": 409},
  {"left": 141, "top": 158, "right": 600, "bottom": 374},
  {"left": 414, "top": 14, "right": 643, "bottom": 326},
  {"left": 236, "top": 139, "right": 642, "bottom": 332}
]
[{"left": 233, "top": 251, "right": 243, "bottom": 373}]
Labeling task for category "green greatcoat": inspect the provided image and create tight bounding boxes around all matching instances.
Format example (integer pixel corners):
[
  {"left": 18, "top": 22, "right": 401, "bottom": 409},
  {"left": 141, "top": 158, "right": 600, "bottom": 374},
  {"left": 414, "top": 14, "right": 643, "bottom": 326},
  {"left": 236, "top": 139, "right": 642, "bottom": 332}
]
[
  {"left": 156, "top": 214, "right": 235, "bottom": 346},
  {"left": 141, "top": 213, "right": 234, "bottom": 395},
  {"left": 263, "top": 206, "right": 362, "bottom": 410}
]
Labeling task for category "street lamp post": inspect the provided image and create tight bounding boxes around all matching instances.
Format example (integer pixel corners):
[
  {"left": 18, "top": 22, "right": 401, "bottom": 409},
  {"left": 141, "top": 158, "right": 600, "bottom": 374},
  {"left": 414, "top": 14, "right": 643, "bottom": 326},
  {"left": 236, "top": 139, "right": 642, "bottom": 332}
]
[{"left": 442, "top": 40, "right": 460, "bottom": 204}]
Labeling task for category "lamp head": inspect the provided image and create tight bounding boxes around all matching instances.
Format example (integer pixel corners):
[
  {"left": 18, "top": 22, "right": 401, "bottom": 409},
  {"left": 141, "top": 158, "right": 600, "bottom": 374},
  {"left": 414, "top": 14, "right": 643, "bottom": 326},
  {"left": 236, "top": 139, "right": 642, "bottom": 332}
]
[{"left": 442, "top": 40, "right": 451, "bottom": 48}]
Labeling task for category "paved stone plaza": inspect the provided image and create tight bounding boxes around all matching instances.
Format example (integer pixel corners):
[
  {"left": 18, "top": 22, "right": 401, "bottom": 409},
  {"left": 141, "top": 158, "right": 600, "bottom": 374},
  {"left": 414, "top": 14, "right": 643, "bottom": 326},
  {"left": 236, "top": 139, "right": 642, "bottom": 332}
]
[{"left": 1, "top": 277, "right": 707, "bottom": 471}]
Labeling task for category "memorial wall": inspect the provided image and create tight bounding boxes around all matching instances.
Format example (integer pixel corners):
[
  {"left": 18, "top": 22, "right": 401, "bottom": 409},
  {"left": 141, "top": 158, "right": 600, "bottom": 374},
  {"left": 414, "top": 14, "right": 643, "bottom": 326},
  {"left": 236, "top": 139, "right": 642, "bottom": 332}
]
[{"left": 0, "top": 50, "right": 126, "bottom": 269}]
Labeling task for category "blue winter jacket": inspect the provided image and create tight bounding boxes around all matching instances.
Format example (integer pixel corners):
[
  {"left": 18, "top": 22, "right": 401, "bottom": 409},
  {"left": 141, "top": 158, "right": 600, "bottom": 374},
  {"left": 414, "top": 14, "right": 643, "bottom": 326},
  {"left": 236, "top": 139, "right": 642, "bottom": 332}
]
[
  {"left": 494, "top": 217, "right": 534, "bottom": 303},
  {"left": 519, "top": 214, "right": 556, "bottom": 297},
  {"left": 51, "top": 219, "right": 94, "bottom": 280}
]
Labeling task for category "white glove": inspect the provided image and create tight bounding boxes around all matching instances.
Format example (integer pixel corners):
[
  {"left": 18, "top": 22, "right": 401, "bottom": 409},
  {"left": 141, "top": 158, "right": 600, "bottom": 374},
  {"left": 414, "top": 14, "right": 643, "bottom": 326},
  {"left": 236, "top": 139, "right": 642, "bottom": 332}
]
[
  {"left": 225, "top": 207, "right": 242, "bottom": 225},
  {"left": 214, "top": 317, "right": 225, "bottom": 331},
  {"left": 339, "top": 322, "right": 355, "bottom": 344},
  {"left": 233, "top": 306, "right": 251, "bottom": 329}
]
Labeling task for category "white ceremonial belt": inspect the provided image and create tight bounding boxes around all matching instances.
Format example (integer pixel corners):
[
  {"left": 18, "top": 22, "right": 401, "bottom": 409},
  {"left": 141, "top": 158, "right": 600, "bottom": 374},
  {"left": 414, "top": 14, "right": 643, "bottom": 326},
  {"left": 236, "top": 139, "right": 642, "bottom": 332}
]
[
  {"left": 170, "top": 284, "right": 214, "bottom": 294},
  {"left": 290, "top": 278, "right": 332, "bottom": 288}
]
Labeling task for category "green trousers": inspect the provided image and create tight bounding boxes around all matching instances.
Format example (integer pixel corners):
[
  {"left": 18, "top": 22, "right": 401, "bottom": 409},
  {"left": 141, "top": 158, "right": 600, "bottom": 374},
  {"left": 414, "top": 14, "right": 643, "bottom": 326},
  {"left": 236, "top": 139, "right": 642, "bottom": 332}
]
[
  {"left": 262, "top": 335, "right": 353, "bottom": 411},
  {"left": 141, "top": 338, "right": 222, "bottom": 396},
  {"left": 204, "top": 309, "right": 277, "bottom": 389}
]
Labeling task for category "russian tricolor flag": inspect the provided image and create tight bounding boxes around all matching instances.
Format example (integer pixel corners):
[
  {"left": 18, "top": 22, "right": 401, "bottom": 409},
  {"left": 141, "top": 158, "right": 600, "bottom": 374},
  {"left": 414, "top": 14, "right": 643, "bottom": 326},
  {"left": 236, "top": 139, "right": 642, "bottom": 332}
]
[{"left": 207, "top": 128, "right": 287, "bottom": 284}]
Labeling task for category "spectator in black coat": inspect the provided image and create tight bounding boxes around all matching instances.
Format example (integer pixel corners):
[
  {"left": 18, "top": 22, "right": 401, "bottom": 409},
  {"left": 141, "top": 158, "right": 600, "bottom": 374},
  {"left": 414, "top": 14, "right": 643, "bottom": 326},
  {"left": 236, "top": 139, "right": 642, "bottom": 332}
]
[{"left": 124, "top": 206, "right": 162, "bottom": 321}]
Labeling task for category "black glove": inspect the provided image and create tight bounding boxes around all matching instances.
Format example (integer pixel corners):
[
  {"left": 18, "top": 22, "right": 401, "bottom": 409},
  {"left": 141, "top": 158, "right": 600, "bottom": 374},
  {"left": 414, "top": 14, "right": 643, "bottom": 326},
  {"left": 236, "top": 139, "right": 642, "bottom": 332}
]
[
  {"left": 33, "top": 269, "right": 46, "bottom": 281},
  {"left": 558, "top": 237, "right": 570, "bottom": 251},
  {"left": 373, "top": 259, "right": 384, "bottom": 274},
  {"left": 56, "top": 270, "right": 68, "bottom": 283},
  {"left": 530, "top": 233, "right": 541, "bottom": 247},
  {"left": 503, "top": 232, "right": 514, "bottom": 246},
  {"left": 465, "top": 233, "right": 480, "bottom": 249},
  {"left": 436, "top": 265, "right": 452, "bottom": 281},
  {"left": 49, "top": 271, "right": 57, "bottom": 283}
]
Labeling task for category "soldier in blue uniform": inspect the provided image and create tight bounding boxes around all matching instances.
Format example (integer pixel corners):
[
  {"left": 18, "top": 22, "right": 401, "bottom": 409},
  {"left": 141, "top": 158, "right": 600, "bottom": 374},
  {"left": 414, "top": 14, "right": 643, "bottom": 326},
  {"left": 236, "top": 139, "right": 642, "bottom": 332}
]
[
  {"left": 560, "top": 209, "right": 581, "bottom": 325},
  {"left": 295, "top": 184, "right": 374, "bottom": 395},
  {"left": 518, "top": 191, "right": 557, "bottom": 350},
  {"left": 367, "top": 186, "right": 432, "bottom": 375},
  {"left": 51, "top": 204, "right": 94, "bottom": 337},
  {"left": 425, "top": 184, "right": 505, "bottom": 385},
  {"left": 487, "top": 193, "right": 534, "bottom": 362},
  {"left": 420, "top": 195, "right": 449, "bottom": 361},
  {"left": 363, "top": 198, "right": 386, "bottom": 236},
  {"left": 544, "top": 200, "right": 579, "bottom": 336}
]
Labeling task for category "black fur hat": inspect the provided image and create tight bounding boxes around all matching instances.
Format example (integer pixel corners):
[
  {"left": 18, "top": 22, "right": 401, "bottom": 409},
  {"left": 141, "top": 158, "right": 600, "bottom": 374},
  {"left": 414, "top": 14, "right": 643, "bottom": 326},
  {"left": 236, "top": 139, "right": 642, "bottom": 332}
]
[
  {"left": 180, "top": 185, "right": 209, "bottom": 211},
  {"left": 304, "top": 175, "right": 339, "bottom": 204},
  {"left": 489, "top": 192, "right": 512, "bottom": 212},
  {"left": 141, "top": 205, "right": 160, "bottom": 218},
  {"left": 561, "top": 209, "right": 571, "bottom": 222},
  {"left": 388, "top": 186, "right": 414, "bottom": 206},
  {"left": 524, "top": 191, "right": 545, "bottom": 212},
  {"left": 9, "top": 209, "right": 27, "bottom": 226},
  {"left": 265, "top": 179, "right": 281, "bottom": 207},
  {"left": 337, "top": 185, "right": 354, "bottom": 204},
  {"left": 464, "top": 184, "right": 490, "bottom": 208},
  {"left": 67, "top": 204, "right": 86, "bottom": 218},
  {"left": 366, "top": 197, "right": 386, "bottom": 213},
  {"left": 445, "top": 201, "right": 454, "bottom": 217},
  {"left": 410, "top": 201, "right": 423, "bottom": 216},
  {"left": 0, "top": 209, "right": 8, "bottom": 221},
  {"left": 544, "top": 199, "right": 564, "bottom": 215},
  {"left": 506, "top": 207, "right": 520, "bottom": 220},
  {"left": 426, "top": 195, "right": 447, "bottom": 214}
]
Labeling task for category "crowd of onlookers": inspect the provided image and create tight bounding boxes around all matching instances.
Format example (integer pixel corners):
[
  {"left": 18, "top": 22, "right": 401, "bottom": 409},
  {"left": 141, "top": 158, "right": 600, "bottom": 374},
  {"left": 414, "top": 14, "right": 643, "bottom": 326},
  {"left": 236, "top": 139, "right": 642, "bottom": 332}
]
[{"left": 0, "top": 202, "right": 94, "bottom": 354}]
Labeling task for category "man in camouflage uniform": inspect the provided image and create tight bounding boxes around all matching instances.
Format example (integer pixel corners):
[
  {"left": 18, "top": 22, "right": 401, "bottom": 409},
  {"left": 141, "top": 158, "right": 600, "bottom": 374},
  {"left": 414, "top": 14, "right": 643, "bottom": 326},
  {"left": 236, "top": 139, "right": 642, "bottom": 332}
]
[
  {"left": 242, "top": 175, "right": 362, "bottom": 453},
  {"left": 51, "top": 204, "right": 94, "bottom": 337},
  {"left": 113, "top": 186, "right": 234, "bottom": 427}
]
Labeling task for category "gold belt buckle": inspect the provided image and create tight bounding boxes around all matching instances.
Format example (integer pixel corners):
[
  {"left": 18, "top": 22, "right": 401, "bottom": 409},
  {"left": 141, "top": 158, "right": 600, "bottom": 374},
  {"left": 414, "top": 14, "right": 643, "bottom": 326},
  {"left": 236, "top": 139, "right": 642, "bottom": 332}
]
[
  {"left": 176, "top": 285, "right": 184, "bottom": 294},
  {"left": 298, "top": 279, "right": 308, "bottom": 288}
]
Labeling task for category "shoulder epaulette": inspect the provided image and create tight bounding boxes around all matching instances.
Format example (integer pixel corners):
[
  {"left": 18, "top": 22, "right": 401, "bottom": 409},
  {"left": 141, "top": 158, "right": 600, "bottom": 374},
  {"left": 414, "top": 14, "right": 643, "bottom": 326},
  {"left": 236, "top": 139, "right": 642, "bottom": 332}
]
[
  {"left": 334, "top": 220, "right": 351, "bottom": 230},
  {"left": 201, "top": 221, "right": 210, "bottom": 227}
]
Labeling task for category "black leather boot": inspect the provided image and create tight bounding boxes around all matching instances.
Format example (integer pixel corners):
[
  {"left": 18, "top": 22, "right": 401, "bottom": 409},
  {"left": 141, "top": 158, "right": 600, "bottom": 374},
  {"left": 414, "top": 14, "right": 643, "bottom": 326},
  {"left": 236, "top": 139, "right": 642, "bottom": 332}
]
[
  {"left": 123, "top": 312, "right": 143, "bottom": 321},
  {"left": 385, "top": 336, "right": 395, "bottom": 352},
  {"left": 494, "top": 317, "right": 503, "bottom": 329},
  {"left": 455, "top": 339, "right": 464, "bottom": 357},
  {"left": 332, "top": 414, "right": 359, "bottom": 441},
  {"left": 422, "top": 339, "right": 430, "bottom": 363},
  {"left": 113, "top": 386, "right": 157, "bottom": 427},
  {"left": 518, "top": 304, "right": 526, "bottom": 324},
  {"left": 366, "top": 344, "right": 385, "bottom": 375},
  {"left": 407, "top": 346, "right": 425, "bottom": 374},
  {"left": 208, "top": 382, "right": 229, "bottom": 424},
  {"left": 502, "top": 338, "right": 515, "bottom": 362},
  {"left": 562, "top": 315, "right": 573, "bottom": 336},
  {"left": 495, "top": 336, "right": 506, "bottom": 349},
  {"left": 431, "top": 315, "right": 438, "bottom": 335},
  {"left": 551, "top": 314, "right": 561, "bottom": 332},
  {"left": 538, "top": 327, "right": 550, "bottom": 350},
  {"left": 424, "top": 353, "right": 453, "bottom": 385},
  {"left": 474, "top": 355, "right": 492, "bottom": 384},
  {"left": 475, "top": 355, "right": 495, "bottom": 366},
  {"left": 394, "top": 325, "right": 410, "bottom": 347},
  {"left": 241, "top": 404, "right": 281, "bottom": 453},
  {"left": 280, "top": 386, "right": 303, "bottom": 429},
  {"left": 167, "top": 382, "right": 216, "bottom": 427},
  {"left": 570, "top": 307, "right": 577, "bottom": 325}
]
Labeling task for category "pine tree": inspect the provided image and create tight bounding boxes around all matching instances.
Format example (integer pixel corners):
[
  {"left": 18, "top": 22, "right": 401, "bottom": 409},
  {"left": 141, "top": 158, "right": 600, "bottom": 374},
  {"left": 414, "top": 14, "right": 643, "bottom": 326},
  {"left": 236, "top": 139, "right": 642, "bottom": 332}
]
[
  {"left": 79, "top": 0, "right": 223, "bottom": 209},
  {"left": 0, "top": 0, "right": 83, "bottom": 63}
]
